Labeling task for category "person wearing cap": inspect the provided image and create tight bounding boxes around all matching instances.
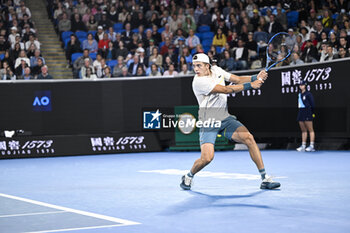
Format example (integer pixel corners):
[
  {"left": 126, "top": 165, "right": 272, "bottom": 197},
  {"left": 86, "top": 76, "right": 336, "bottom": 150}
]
[
  {"left": 296, "top": 80, "right": 316, "bottom": 152},
  {"left": 180, "top": 53, "right": 280, "bottom": 190}
]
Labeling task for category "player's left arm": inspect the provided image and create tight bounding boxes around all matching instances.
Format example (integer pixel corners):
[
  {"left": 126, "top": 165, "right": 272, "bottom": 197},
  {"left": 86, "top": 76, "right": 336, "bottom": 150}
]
[{"left": 229, "top": 70, "right": 268, "bottom": 84}]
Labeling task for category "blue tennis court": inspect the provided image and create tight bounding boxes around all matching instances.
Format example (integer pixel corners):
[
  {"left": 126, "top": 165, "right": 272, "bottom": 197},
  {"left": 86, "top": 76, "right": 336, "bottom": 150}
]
[{"left": 1, "top": 150, "right": 349, "bottom": 233}]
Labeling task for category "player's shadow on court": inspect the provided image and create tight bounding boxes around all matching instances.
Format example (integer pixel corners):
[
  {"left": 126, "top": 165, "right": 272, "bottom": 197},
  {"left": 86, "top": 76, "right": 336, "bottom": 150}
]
[{"left": 162, "top": 190, "right": 273, "bottom": 215}]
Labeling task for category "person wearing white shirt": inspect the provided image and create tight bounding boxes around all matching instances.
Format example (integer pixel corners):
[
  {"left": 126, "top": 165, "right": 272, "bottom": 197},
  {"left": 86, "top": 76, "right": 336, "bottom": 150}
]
[{"left": 180, "top": 53, "right": 280, "bottom": 191}]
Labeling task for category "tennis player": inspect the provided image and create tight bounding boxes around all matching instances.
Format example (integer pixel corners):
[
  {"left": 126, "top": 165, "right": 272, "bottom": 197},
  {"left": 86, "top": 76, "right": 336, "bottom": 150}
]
[
  {"left": 296, "top": 80, "right": 316, "bottom": 152},
  {"left": 180, "top": 53, "right": 280, "bottom": 190}
]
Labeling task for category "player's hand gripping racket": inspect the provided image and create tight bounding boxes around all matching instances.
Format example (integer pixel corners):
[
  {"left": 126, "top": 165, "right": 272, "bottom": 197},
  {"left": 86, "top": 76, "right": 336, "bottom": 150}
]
[{"left": 265, "top": 32, "right": 294, "bottom": 71}]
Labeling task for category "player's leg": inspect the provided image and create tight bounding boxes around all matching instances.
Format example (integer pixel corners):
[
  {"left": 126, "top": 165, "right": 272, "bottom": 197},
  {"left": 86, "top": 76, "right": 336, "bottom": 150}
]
[
  {"left": 180, "top": 128, "right": 217, "bottom": 190},
  {"left": 231, "top": 125, "right": 280, "bottom": 189},
  {"left": 190, "top": 143, "right": 215, "bottom": 175},
  {"left": 305, "top": 121, "right": 315, "bottom": 151},
  {"left": 231, "top": 126, "right": 264, "bottom": 169},
  {"left": 297, "top": 121, "right": 307, "bottom": 151}
]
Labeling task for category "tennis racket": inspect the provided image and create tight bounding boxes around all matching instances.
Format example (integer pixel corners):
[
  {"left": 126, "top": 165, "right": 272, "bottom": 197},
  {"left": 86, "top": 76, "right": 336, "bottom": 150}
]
[{"left": 265, "top": 32, "right": 294, "bottom": 71}]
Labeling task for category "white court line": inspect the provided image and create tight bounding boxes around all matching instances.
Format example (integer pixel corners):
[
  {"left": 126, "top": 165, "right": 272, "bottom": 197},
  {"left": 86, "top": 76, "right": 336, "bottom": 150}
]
[
  {"left": 24, "top": 224, "right": 129, "bottom": 233},
  {"left": 0, "top": 210, "right": 66, "bottom": 218},
  {"left": 0, "top": 193, "right": 141, "bottom": 230}
]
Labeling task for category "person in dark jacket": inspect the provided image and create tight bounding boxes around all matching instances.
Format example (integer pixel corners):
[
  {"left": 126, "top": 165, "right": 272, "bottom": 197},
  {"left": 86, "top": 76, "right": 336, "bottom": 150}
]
[{"left": 296, "top": 81, "right": 316, "bottom": 152}]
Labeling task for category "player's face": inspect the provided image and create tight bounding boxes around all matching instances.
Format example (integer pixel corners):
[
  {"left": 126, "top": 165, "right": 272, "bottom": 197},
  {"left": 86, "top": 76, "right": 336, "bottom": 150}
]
[
  {"left": 299, "top": 84, "right": 306, "bottom": 92},
  {"left": 193, "top": 62, "right": 210, "bottom": 76}
]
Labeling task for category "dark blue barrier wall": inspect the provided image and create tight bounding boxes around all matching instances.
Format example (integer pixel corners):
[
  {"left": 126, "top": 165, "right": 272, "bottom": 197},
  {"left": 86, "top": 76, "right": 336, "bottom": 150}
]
[{"left": 0, "top": 58, "right": 349, "bottom": 147}]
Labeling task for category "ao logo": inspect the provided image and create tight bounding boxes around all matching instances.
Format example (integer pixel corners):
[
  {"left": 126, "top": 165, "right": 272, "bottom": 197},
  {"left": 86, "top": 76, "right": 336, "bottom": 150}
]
[
  {"left": 33, "top": 91, "right": 52, "bottom": 111},
  {"left": 33, "top": 96, "right": 50, "bottom": 106}
]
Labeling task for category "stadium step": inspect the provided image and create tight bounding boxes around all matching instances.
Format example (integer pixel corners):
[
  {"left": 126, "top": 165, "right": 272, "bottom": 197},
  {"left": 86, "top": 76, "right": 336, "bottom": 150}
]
[{"left": 27, "top": 0, "right": 73, "bottom": 79}]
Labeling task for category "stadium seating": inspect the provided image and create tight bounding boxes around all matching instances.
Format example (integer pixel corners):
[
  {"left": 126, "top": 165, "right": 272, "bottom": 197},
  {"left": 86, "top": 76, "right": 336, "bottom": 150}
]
[{"left": 71, "top": 52, "right": 83, "bottom": 63}]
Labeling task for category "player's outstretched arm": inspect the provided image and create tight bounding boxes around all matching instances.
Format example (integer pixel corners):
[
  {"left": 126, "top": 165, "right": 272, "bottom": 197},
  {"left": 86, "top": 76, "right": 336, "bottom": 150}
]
[
  {"left": 229, "top": 70, "right": 268, "bottom": 84},
  {"left": 211, "top": 79, "right": 264, "bottom": 94}
]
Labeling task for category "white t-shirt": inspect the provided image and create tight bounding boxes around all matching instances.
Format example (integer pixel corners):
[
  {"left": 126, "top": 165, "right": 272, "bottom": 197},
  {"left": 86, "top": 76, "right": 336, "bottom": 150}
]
[{"left": 192, "top": 65, "right": 232, "bottom": 121}]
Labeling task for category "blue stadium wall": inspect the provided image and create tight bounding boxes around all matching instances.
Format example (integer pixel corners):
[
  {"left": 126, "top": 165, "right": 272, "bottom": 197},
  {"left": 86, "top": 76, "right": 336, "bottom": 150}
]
[{"left": 1, "top": 58, "right": 349, "bottom": 158}]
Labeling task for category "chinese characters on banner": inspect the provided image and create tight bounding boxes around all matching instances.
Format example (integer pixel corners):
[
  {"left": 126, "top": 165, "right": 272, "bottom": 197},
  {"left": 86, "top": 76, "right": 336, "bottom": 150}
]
[{"left": 281, "top": 67, "right": 332, "bottom": 94}]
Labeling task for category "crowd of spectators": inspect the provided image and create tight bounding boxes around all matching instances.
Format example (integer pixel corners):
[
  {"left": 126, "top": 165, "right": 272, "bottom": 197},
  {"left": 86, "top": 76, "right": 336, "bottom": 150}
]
[
  {"left": 0, "top": 0, "right": 52, "bottom": 80},
  {"left": 47, "top": 0, "right": 350, "bottom": 78}
]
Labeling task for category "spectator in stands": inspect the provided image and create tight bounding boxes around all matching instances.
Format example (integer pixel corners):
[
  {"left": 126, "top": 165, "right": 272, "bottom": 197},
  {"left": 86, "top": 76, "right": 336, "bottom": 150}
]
[
  {"left": 82, "top": 9, "right": 91, "bottom": 24},
  {"left": 96, "top": 58, "right": 108, "bottom": 78},
  {"left": 313, "top": 21, "right": 325, "bottom": 42},
  {"left": 290, "top": 52, "right": 305, "bottom": 65},
  {"left": 101, "top": 66, "right": 112, "bottom": 78},
  {"left": 119, "top": 66, "right": 131, "bottom": 78},
  {"left": 2, "top": 66, "right": 16, "bottom": 80},
  {"left": 339, "top": 36, "right": 349, "bottom": 50},
  {"left": 9, "top": 27, "right": 18, "bottom": 46},
  {"left": 148, "top": 12, "right": 161, "bottom": 28},
  {"left": 112, "top": 56, "right": 127, "bottom": 77},
  {"left": 163, "top": 55, "right": 173, "bottom": 71},
  {"left": 37, "top": 65, "right": 53, "bottom": 79},
  {"left": 93, "top": 53, "right": 103, "bottom": 71},
  {"left": 13, "top": 35, "right": 25, "bottom": 50},
  {"left": 265, "top": 14, "right": 283, "bottom": 36},
  {"left": 301, "top": 40, "right": 319, "bottom": 62},
  {"left": 161, "top": 24, "right": 173, "bottom": 42},
  {"left": 19, "top": 14, "right": 33, "bottom": 30},
  {"left": 163, "top": 63, "right": 178, "bottom": 76},
  {"left": 58, "top": 13, "right": 71, "bottom": 36},
  {"left": 121, "top": 23, "right": 133, "bottom": 46},
  {"left": 76, "top": 0, "right": 88, "bottom": 16},
  {"left": 107, "top": 27, "right": 116, "bottom": 42},
  {"left": 232, "top": 39, "right": 248, "bottom": 70},
  {"left": 105, "top": 41, "right": 117, "bottom": 61},
  {"left": 10, "top": 43, "right": 22, "bottom": 63},
  {"left": 22, "top": 25, "right": 36, "bottom": 42},
  {"left": 80, "top": 58, "right": 95, "bottom": 79},
  {"left": 149, "top": 63, "right": 162, "bottom": 76},
  {"left": 178, "top": 62, "right": 194, "bottom": 76},
  {"left": 66, "top": 34, "right": 82, "bottom": 67},
  {"left": 15, "top": 50, "right": 30, "bottom": 68},
  {"left": 30, "top": 49, "right": 45, "bottom": 67},
  {"left": 185, "top": 29, "right": 200, "bottom": 51},
  {"left": 73, "top": 49, "right": 92, "bottom": 78},
  {"left": 299, "top": 27, "right": 310, "bottom": 43},
  {"left": 136, "top": 47, "right": 148, "bottom": 66},
  {"left": 118, "top": 7, "right": 128, "bottom": 23},
  {"left": 212, "top": 28, "right": 227, "bottom": 48},
  {"left": 182, "top": 15, "right": 197, "bottom": 36},
  {"left": 25, "top": 34, "right": 40, "bottom": 50},
  {"left": 128, "top": 55, "right": 142, "bottom": 76},
  {"left": 219, "top": 49, "right": 236, "bottom": 71},
  {"left": 318, "top": 42, "right": 328, "bottom": 61},
  {"left": 0, "top": 35, "right": 10, "bottom": 55},
  {"left": 82, "top": 33, "right": 98, "bottom": 53},
  {"left": 98, "top": 33, "right": 110, "bottom": 57},
  {"left": 245, "top": 32, "right": 258, "bottom": 61},
  {"left": 127, "top": 34, "right": 140, "bottom": 54},
  {"left": 136, "top": 65, "right": 146, "bottom": 77},
  {"left": 53, "top": 2, "right": 64, "bottom": 21},
  {"left": 18, "top": 67, "right": 33, "bottom": 80},
  {"left": 328, "top": 32, "right": 340, "bottom": 49},
  {"left": 169, "top": 13, "right": 181, "bottom": 34},
  {"left": 308, "top": 9, "right": 318, "bottom": 28},
  {"left": 95, "top": 26, "right": 105, "bottom": 42},
  {"left": 323, "top": 44, "right": 335, "bottom": 61},
  {"left": 181, "top": 46, "right": 192, "bottom": 65},
  {"left": 99, "top": 12, "right": 112, "bottom": 30},
  {"left": 32, "top": 57, "right": 44, "bottom": 78},
  {"left": 86, "top": 15, "right": 98, "bottom": 31},
  {"left": 151, "top": 24, "right": 162, "bottom": 44},
  {"left": 334, "top": 46, "right": 349, "bottom": 59},
  {"left": 15, "top": 59, "right": 29, "bottom": 76},
  {"left": 322, "top": 9, "right": 333, "bottom": 30},
  {"left": 198, "top": 6, "right": 212, "bottom": 27},
  {"left": 160, "top": 36, "right": 171, "bottom": 56},
  {"left": 115, "top": 41, "right": 129, "bottom": 59},
  {"left": 275, "top": 7, "right": 287, "bottom": 30},
  {"left": 82, "top": 67, "right": 97, "bottom": 79},
  {"left": 107, "top": 6, "right": 118, "bottom": 23},
  {"left": 71, "top": 13, "right": 87, "bottom": 32}
]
